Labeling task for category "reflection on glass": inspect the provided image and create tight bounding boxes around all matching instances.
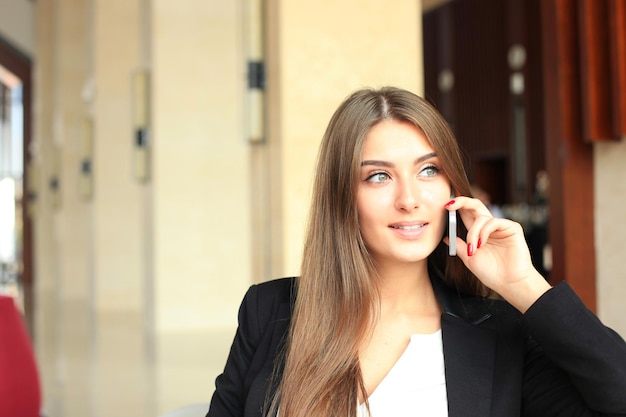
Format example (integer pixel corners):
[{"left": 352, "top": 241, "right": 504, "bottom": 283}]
[{"left": 0, "top": 65, "right": 24, "bottom": 302}]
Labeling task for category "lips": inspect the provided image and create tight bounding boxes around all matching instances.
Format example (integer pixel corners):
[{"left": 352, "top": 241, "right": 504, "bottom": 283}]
[
  {"left": 388, "top": 222, "right": 429, "bottom": 240},
  {"left": 390, "top": 223, "right": 427, "bottom": 230}
]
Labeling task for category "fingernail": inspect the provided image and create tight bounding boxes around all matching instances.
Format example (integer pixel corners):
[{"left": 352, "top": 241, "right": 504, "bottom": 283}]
[
  {"left": 467, "top": 243, "right": 474, "bottom": 257},
  {"left": 477, "top": 238, "right": 482, "bottom": 249},
  {"left": 445, "top": 199, "right": 455, "bottom": 208}
]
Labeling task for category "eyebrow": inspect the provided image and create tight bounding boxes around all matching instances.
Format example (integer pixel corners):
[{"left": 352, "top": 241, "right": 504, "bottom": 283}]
[{"left": 360, "top": 152, "right": 438, "bottom": 167}]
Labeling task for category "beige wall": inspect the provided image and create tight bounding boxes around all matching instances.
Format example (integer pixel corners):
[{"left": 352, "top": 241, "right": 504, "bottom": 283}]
[
  {"left": 152, "top": 0, "right": 250, "bottom": 333},
  {"left": 595, "top": 140, "right": 626, "bottom": 337},
  {"left": 0, "top": 0, "right": 34, "bottom": 55},
  {"left": 32, "top": 1, "right": 93, "bottom": 415},
  {"left": 92, "top": 0, "right": 146, "bottom": 313},
  {"left": 269, "top": 0, "right": 423, "bottom": 276},
  {"left": 151, "top": 0, "right": 251, "bottom": 408}
]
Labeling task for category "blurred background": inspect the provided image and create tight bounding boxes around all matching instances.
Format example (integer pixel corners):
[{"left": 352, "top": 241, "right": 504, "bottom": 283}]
[{"left": 0, "top": 0, "right": 625, "bottom": 415}]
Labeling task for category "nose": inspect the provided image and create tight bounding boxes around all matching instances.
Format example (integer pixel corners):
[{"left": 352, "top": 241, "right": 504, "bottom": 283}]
[{"left": 395, "top": 179, "right": 420, "bottom": 211}]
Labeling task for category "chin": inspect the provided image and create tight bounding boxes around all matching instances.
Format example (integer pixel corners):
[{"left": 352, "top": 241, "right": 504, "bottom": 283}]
[{"left": 386, "top": 251, "right": 432, "bottom": 265}]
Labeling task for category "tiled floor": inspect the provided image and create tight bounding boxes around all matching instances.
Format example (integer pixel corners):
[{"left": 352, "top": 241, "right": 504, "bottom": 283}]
[{"left": 2, "top": 283, "right": 235, "bottom": 417}]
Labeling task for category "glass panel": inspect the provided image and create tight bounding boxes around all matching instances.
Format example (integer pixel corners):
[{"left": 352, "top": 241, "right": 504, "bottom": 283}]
[{"left": 0, "top": 64, "right": 24, "bottom": 299}]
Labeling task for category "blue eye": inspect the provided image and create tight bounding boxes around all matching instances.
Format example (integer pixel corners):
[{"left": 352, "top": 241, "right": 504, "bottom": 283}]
[
  {"left": 420, "top": 165, "right": 441, "bottom": 177},
  {"left": 366, "top": 172, "right": 390, "bottom": 183}
]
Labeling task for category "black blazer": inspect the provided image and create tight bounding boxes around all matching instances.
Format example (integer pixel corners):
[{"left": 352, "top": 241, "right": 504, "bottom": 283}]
[{"left": 208, "top": 276, "right": 626, "bottom": 417}]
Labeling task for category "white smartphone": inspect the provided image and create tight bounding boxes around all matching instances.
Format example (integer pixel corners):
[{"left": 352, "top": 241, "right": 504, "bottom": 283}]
[{"left": 448, "top": 203, "right": 457, "bottom": 256}]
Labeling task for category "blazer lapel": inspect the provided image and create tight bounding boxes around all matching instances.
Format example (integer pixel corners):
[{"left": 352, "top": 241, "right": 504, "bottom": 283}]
[
  {"left": 441, "top": 312, "right": 496, "bottom": 417},
  {"left": 431, "top": 275, "right": 496, "bottom": 417}
]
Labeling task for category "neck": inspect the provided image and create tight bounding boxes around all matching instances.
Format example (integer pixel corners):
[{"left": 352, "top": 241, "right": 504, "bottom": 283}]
[{"left": 375, "top": 260, "right": 439, "bottom": 314}]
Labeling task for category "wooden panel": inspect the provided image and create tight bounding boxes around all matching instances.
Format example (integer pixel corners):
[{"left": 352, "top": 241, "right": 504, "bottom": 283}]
[
  {"left": 522, "top": 0, "right": 548, "bottom": 202},
  {"left": 424, "top": 0, "right": 599, "bottom": 310},
  {"left": 541, "top": 0, "right": 596, "bottom": 310},
  {"left": 609, "top": 0, "right": 626, "bottom": 137},
  {"left": 452, "top": 0, "right": 512, "bottom": 204},
  {"left": 424, "top": 0, "right": 548, "bottom": 204},
  {"left": 578, "top": 0, "right": 614, "bottom": 142},
  {"left": 423, "top": 4, "right": 457, "bottom": 126}
]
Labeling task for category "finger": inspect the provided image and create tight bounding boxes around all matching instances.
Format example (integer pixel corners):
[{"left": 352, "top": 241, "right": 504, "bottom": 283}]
[
  {"left": 448, "top": 236, "right": 472, "bottom": 262},
  {"left": 474, "top": 217, "right": 523, "bottom": 253},
  {"left": 445, "top": 195, "right": 491, "bottom": 215},
  {"left": 444, "top": 196, "right": 492, "bottom": 231},
  {"left": 465, "top": 214, "right": 493, "bottom": 255},
  {"left": 443, "top": 235, "right": 471, "bottom": 261}
]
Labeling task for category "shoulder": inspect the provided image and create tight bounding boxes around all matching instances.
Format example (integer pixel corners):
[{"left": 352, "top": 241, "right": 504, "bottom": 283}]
[
  {"left": 237, "top": 277, "right": 296, "bottom": 340},
  {"left": 252, "top": 276, "right": 296, "bottom": 296},
  {"left": 246, "top": 277, "right": 296, "bottom": 309}
]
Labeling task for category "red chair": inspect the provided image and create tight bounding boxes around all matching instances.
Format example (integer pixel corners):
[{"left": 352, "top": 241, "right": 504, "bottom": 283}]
[{"left": 0, "top": 295, "right": 41, "bottom": 417}]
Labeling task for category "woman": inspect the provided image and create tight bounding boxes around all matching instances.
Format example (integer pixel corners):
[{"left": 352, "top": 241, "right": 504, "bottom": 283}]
[{"left": 207, "top": 87, "right": 626, "bottom": 417}]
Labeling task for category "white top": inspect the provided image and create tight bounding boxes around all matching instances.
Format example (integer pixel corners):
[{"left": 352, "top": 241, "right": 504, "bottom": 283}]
[{"left": 357, "top": 329, "right": 448, "bottom": 417}]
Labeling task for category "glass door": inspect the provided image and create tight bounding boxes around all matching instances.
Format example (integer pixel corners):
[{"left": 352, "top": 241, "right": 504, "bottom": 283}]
[{"left": 0, "top": 65, "right": 24, "bottom": 305}]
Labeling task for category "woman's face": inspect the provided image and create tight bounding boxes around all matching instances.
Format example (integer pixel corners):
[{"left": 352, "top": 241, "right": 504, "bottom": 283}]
[{"left": 357, "top": 119, "right": 451, "bottom": 269}]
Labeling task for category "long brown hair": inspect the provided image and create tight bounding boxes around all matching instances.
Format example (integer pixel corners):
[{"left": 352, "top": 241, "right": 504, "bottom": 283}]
[{"left": 268, "top": 87, "right": 487, "bottom": 417}]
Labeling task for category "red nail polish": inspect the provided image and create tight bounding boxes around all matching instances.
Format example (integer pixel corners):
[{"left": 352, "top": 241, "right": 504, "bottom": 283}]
[
  {"left": 445, "top": 199, "right": 455, "bottom": 208},
  {"left": 477, "top": 238, "right": 482, "bottom": 249},
  {"left": 467, "top": 243, "right": 474, "bottom": 257}
]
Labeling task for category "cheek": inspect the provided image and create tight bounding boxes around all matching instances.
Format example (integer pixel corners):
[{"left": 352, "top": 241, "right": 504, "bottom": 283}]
[
  {"left": 436, "top": 210, "right": 448, "bottom": 238},
  {"left": 421, "top": 182, "right": 452, "bottom": 205},
  {"left": 356, "top": 191, "right": 384, "bottom": 243},
  {"left": 421, "top": 184, "right": 450, "bottom": 235},
  {"left": 356, "top": 196, "right": 374, "bottom": 231}
]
